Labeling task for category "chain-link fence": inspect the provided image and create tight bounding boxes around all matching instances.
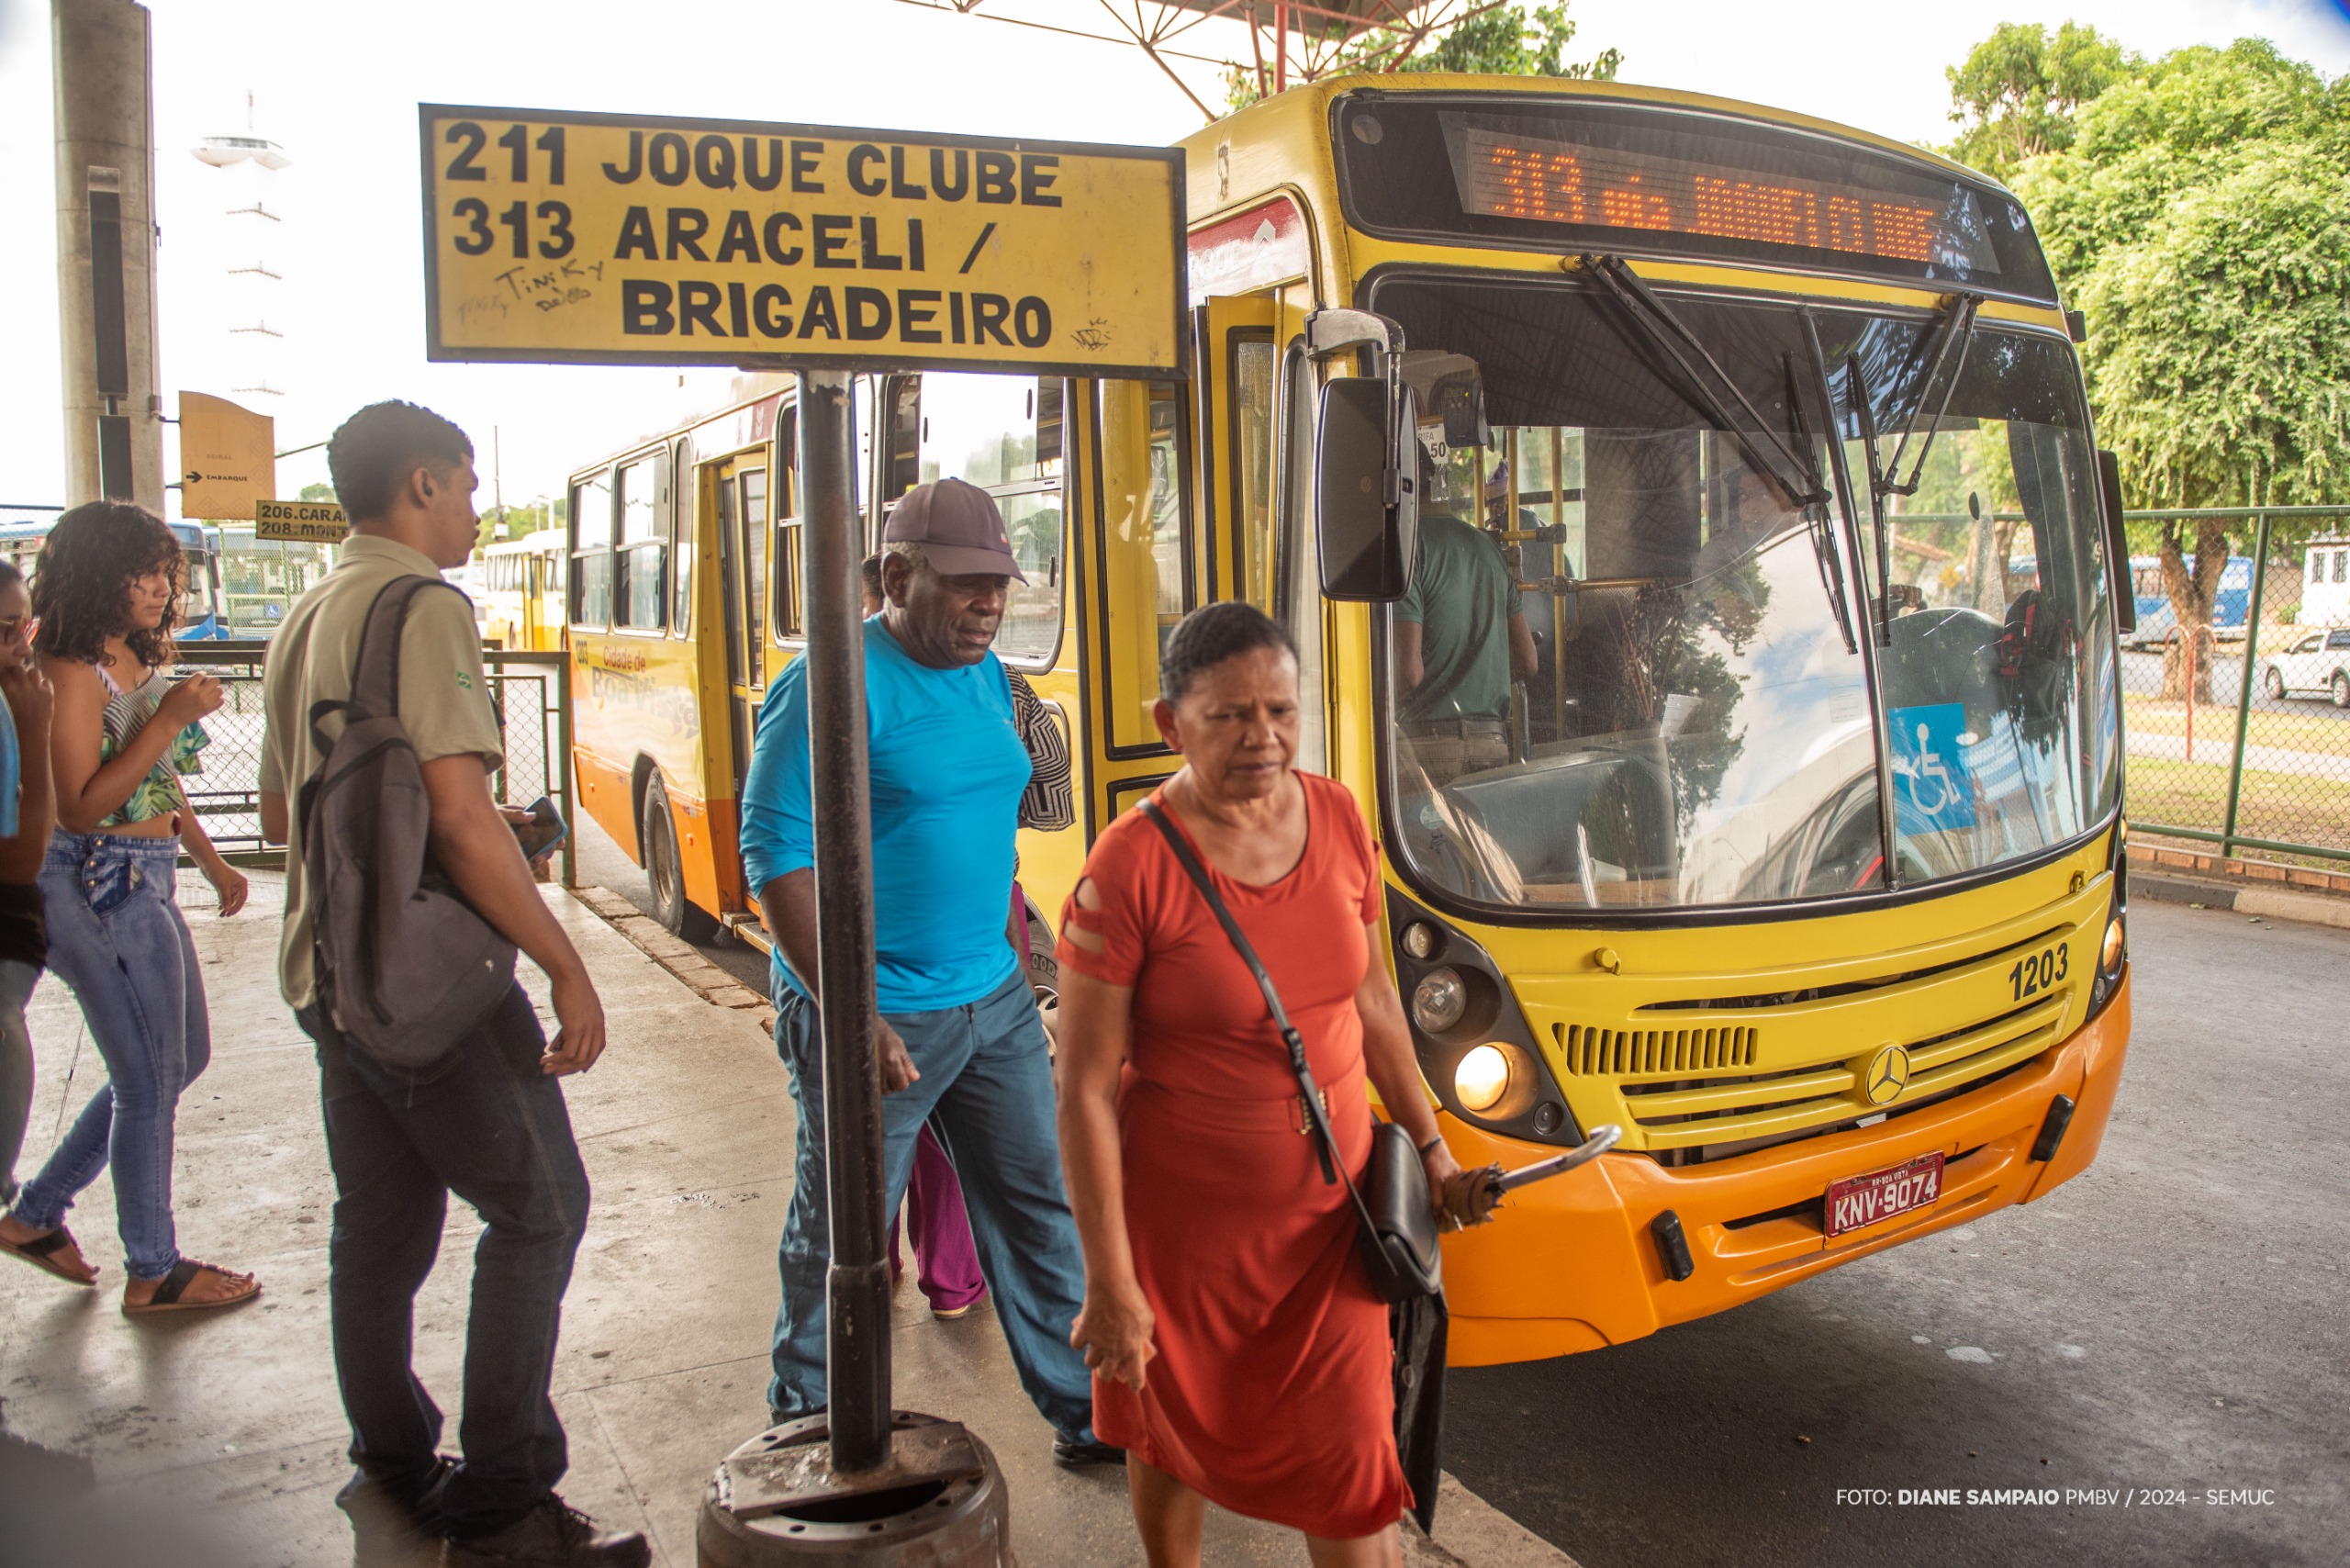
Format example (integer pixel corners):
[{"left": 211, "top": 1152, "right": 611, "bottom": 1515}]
[
  {"left": 173, "top": 642, "right": 576, "bottom": 886},
  {"left": 2121, "top": 510, "right": 2350, "bottom": 868}
]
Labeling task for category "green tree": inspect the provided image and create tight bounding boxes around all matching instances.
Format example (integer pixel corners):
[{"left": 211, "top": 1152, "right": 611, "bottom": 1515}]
[
  {"left": 1225, "top": 2, "right": 1619, "bottom": 114},
  {"left": 1951, "top": 34, "right": 2350, "bottom": 698},
  {"left": 1944, "top": 21, "right": 2137, "bottom": 182},
  {"left": 297, "top": 480, "right": 336, "bottom": 504},
  {"left": 476, "top": 496, "right": 565, "bottom": 553}
]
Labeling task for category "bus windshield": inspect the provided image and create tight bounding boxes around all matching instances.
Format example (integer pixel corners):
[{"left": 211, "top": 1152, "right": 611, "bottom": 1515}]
[{"left": 1373, "top": 277, "right": 2120, "bottom": 913}]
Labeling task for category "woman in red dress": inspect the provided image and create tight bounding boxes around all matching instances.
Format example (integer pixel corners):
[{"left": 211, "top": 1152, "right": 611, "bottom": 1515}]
[{"left": 1055, "top": 602, "right": 1462, "bottom": 1566}]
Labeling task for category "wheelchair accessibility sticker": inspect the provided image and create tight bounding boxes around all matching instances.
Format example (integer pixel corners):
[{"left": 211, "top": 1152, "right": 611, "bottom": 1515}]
[{"left": 1891, "top": 702, "right": 1977, "bottom": 833}]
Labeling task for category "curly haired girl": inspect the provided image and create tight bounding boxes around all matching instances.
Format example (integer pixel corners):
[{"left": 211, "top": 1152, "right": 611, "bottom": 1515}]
[{"left": 0, "top": 501, "right": 258, "bottom": 1314}]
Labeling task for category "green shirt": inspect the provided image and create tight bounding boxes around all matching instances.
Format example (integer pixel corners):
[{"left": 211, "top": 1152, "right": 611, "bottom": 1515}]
[{"left": 1396, "top": 510, "right": 1517, "bottom": 724}]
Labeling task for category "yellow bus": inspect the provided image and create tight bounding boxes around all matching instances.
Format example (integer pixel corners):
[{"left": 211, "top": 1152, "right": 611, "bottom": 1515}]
[
  {"left": 480, "top": 532, "right": 568, "bottom": 652},
  {"left": 567, "top": 73, "right": 2132, "bottom": 1365}
]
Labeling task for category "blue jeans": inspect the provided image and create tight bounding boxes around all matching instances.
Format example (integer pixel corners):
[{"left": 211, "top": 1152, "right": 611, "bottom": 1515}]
[
  {"left": 0, "top": 958, "right": 39, "bottom": 1208},
  {"left": 768, "top": 967, "right": 1095, "bottom": 1439},
  {"left": 300, "top": 984, "right": 589, "bottom": 1539},
  {"left": 10, "top": 834, "right": 207, "bottom": 1281}
]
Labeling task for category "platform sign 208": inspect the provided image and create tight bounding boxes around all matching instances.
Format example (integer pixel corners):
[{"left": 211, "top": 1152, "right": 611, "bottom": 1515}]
[{"left": 418, "top": 105, "right": 1186, "bottom": 379}]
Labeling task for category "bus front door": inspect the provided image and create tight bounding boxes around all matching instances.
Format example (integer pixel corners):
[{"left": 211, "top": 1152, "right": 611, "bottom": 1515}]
[{"left": 713, "top": 458, "right": 772, "bottom": 801}]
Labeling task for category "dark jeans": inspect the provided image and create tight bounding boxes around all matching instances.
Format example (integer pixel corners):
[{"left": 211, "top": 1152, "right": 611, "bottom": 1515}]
[{"left": 299, "top": 984, "right": 588, "bottom": 1538}]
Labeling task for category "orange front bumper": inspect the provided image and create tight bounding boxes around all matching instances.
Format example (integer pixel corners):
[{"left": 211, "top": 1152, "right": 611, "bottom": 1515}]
[{"left": 1439, "top": 969, "right": 2133, "bottom": 1367}]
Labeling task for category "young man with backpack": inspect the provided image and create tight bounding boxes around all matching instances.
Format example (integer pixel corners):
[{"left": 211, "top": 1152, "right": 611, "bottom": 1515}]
[{"left": 258, "top": 401, "right": 644, "bottom": 1568}]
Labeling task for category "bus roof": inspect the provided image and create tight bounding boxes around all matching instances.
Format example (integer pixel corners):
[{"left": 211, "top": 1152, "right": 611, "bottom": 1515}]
[{"left": 483, "top": 532, "right": 566, "bottom": 554}]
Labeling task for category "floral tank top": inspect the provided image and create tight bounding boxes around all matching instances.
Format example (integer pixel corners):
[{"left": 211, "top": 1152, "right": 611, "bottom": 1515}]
[{"left": 97, "top": 665, "right": 208, "bottom": 828}]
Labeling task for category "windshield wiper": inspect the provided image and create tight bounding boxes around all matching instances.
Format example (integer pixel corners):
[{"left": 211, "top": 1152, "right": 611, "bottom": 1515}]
[
  {"left": 1803, "top": 306, "right": 1903, "bottom": 890},
  {"left": 1879, "top": 292, "right": 1982, "bottom": 499},
  {"left": 1783, "top": 350, "right": 1857, "bottom": 655},
  {"left": 1842, "top": 293, "right": 1981, "bottom": 645},
  {"left": 1582, "top": 254, "right": 1829, "bottom": 510}
]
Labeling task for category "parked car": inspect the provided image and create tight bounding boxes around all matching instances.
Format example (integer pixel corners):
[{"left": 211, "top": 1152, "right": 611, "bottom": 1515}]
[{"left": 2258, "top": 627, "right": 2350, "bottom": 707}]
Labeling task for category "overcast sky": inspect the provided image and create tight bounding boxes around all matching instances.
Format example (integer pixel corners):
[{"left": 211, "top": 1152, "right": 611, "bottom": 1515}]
[{"left": 5, "top": 0, "right": 2346, "bottom": 521}]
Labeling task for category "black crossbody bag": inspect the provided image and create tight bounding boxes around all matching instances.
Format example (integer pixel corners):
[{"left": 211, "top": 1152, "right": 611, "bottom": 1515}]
[{"left": 1140, "top": 798, "right": 1448, "bottom": 1532}]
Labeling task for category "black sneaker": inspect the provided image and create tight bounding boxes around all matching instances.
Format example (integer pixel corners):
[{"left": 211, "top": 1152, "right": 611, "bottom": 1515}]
[
  {"left": 335, "top": 1458, "right": 453, "bottom": 1567},
  {"left": 441, "top": 1495, "right": 650, "bottom": 1568},
  {"left": 1051, "top": 1435, "right": 1126, "bottom": 1470}
]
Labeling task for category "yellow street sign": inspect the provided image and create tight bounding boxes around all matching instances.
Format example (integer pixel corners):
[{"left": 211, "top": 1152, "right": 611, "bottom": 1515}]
[
  {"left": 420, "top": 106, "right": 1187, "bottom": 378},
  {"left": 179, "top": 393, "right": 274, "bottom": 521},
  {"left": 256, "top": 499, "right": 348, "bottom": 543}
]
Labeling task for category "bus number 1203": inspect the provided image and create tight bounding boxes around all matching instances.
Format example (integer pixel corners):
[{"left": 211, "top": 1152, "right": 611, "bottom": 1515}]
[{"left": 2009, "top": 943, "right": 2068, "bottom": 1002}]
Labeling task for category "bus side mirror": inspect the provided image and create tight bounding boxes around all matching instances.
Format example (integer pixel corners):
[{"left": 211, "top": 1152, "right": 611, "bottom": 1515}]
[
  {"left": 2098, "top": 448, "right": 2134, "bottom": 635},
  {"left": 1315, "top": 377, "right": 1419, "bottom": 601}
]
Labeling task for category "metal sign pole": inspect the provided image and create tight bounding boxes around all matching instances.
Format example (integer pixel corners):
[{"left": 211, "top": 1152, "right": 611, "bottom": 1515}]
[{"left": 797, "top": 369, "right": 890, "bottom": 1473}]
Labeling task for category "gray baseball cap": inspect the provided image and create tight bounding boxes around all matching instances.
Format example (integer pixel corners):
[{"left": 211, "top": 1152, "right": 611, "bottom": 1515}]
[{"left": 883, "top": 477, "right": 1026, "bottom": 582}]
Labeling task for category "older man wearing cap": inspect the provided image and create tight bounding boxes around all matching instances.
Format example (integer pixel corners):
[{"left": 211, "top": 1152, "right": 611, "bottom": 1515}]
[{"left": 739, "top": 476, "right": 1112, "bottom": 1467}]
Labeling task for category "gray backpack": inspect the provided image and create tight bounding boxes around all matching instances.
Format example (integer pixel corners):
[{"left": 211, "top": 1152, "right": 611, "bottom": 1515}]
[{"left": 299, "top": 575, "right": 516, "bottom": 1070}]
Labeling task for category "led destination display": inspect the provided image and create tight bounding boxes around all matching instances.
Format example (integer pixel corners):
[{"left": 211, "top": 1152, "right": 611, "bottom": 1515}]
[{"left": 1445, "top": 117, "right": 2001, "bottom": 274}]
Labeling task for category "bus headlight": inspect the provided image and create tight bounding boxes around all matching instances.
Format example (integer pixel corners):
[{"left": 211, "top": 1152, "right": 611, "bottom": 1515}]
[
  {"left": 1387, "top": 892, "right": 1583, "bottom": 1147},
  {"left": 1454, "top": 1045, "right": 1514, "bottom": 1113},
  {"left": 2099, "top": 916, "right": 2125, "bottom": 974},
  {"left": 1412, "top": 969, "right": 1467, "bottom": 1034}
]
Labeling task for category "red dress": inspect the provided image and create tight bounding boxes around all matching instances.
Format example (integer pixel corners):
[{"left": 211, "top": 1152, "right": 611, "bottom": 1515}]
[{"left": 1058, "top": 772, "right": 1406, "bottom": 1539}]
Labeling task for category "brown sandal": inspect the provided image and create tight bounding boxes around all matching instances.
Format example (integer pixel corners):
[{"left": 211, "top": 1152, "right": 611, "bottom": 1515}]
[
  {"left": 0, "top": 1223, "right": 98, "bottom": 1286},
  {"left": 121, "top": 1257, "right": 260, "bottom": 1316}
]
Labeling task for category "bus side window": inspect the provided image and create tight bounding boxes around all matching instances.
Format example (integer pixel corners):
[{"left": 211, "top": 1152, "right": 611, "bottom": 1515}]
[
  {"left": 1230, "top": 330, "right": 1277, "bottom": 610},
  {"left": 742, "top": 466, "right": 769, "bottom": 656},
  {"left": 672, "top": 453, "right": 696, "bottom": 635},
  {"left": 1274, "top": 342, "right": 1326, "bottom": 772},
  {"left": 616, "top": 454, "right": 667, "bottom": 631},
  {"left": 571, "top": 469, "right": 613, "bottom": 627},
  {"left": 1097, "top": 379, "right": 1192, "bottom": 749},
  {"left": 773, "top": 424, "right": 800, "bottom": 640}
]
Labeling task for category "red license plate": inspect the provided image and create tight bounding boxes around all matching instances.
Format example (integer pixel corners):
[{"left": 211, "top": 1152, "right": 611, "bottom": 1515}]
[{"left": 1824, "top": 1152, "right": 1944, "bottom": 1238}]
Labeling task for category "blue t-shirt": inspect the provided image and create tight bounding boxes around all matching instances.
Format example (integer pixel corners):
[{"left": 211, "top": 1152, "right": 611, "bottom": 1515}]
[{"left": 740, "top": 617, "right": 1032, "bottom": 1013}]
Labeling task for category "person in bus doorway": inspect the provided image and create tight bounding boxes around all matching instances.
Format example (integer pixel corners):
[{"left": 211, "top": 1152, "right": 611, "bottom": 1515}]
[
  {"left": 0, "top": 565, "right": 54, "bottom": 1228},
  {"left": 259, "top": 402, "right": 644, "bottom": 1568},
  {"left": 1395, "top": 446, "right": 1537, "bottom": 788},
  {"left": 0, "top": 504, "right": 254, "bottom": 1314},
  {"left": 744, "top": 482, "right": 1112, "bottom": 1467},
  {"left": 857, "top": 553, "right": 1075, "bottom": 1324}
]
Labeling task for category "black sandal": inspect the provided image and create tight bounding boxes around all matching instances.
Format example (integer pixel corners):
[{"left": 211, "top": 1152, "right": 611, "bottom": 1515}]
[
  {"left": 121, "top": 1257, "right": 260, "bottom": 1316},
  {"left": 0, "top": 1224, "right": 97, "bottom": 1286}
]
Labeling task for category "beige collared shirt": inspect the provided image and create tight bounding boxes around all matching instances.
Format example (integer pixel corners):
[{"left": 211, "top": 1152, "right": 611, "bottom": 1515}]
[{"left": 259, "top": 534, "right": 504, "bottom": 1009}]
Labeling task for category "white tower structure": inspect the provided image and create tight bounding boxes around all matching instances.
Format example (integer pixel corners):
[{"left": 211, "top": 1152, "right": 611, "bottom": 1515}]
[{"left": 191, "top": 92, "right": 291, "bottom": 400}]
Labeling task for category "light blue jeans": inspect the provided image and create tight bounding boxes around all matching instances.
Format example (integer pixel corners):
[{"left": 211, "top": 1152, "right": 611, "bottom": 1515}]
[
  {"left": 8, "top": 833, "right": 209, "bottom": 1281},
  {"left": 0, "top": 958, "right": 39, "bottom": 1208},
  {"left": 767, "top": 967, "right": 1095, "bottom": 1441}
]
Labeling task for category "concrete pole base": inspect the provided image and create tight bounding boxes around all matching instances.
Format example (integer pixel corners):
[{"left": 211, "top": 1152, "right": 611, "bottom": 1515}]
[{"left": 698, "top": 1411, "right": 1013, "bottom": 1566}]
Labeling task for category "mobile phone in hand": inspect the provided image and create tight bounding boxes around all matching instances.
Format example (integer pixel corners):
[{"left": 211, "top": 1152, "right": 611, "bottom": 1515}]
[{"left": 513, "top": 795, "right": 567, "bottom": 860}]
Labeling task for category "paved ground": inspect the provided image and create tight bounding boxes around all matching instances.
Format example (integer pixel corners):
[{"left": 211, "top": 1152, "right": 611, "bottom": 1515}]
[
  {"left": 1443, "top": 898, "right": 2348, "bottom": 1568},
  {"left": 576, "top": 812, "right": 769, "bottom": 992},
  {"left": 0, "top": 872, "right": 1568, "bottom": 1567}
]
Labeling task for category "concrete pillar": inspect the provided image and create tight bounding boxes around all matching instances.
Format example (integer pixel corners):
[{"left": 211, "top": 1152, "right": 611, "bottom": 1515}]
[{"left": 53, "top": 0, "right": 163, "bottom": 511}]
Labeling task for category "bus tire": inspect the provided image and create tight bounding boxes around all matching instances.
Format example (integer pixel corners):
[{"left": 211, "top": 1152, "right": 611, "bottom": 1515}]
[{"left": 643, "top": 776, "right": 719, "bottom": 943}]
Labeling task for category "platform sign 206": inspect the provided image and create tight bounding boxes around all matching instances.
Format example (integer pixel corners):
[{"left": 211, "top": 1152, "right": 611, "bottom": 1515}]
[{"left": 418, "top": 105, "right": 1186, "bottom": 379}]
